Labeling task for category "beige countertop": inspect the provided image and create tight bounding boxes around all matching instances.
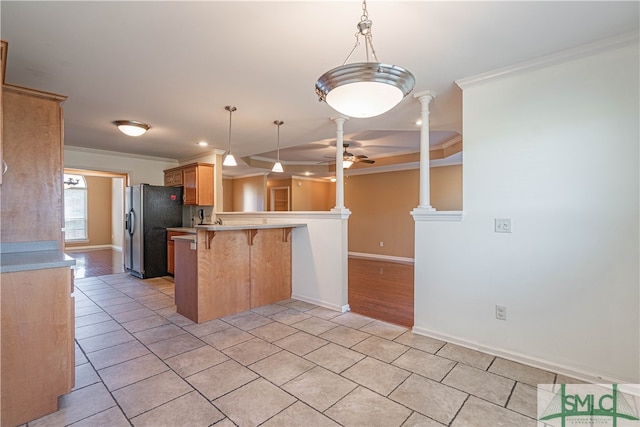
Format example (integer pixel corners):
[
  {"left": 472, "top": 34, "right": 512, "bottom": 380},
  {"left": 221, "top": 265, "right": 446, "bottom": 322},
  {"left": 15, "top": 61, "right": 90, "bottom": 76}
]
[
  {"left": 167, "top": 227, "right": 196, "bottom": 233},
  {"left": 172, "top": 234, "right": 197, "bottom": 242},
  {"left": 194, "top": 223, "right": 306, "bottom": 231}
]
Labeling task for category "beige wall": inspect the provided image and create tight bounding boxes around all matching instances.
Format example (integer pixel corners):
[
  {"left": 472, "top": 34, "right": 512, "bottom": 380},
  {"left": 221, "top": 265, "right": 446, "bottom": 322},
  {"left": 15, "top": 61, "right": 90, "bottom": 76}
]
[
  {"left": 431, "top": 164, "right": 462, "bottom": 210},
  {"left": 345, "top": 165, "right": 462, "bottom": 258},
  {"left": 345, "top": 169, "right": 418, "bottom": 258},
  {"left": 230, "top": 175, "right": 266, "bottom": 212},
  {"left": 66, "top": 175, "right": 112, "bottom": 247},
  {"left": 222, "top": 178, "right": 234, "bottom": 212},
  {"left": 291, "top": 178, "right": 334, "bottom": 211}
]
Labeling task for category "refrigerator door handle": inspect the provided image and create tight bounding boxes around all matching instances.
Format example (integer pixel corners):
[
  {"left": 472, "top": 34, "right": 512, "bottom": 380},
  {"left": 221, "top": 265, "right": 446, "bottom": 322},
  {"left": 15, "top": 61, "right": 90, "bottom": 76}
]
[{"left": 128, "top": 209, "right": 135, "bottom": 235}]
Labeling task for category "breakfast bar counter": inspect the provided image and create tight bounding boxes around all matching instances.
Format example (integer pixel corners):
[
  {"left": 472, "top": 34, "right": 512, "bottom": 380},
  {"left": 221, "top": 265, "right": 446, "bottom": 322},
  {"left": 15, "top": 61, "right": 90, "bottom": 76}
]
[{"left": 173, "top": 223, "right": 306, "bottom": 323}]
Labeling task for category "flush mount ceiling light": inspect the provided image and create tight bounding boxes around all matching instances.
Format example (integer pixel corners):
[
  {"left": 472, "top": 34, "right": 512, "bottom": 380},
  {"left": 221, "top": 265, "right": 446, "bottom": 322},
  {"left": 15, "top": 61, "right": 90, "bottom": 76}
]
[
  {"left": 113, "top": 120, "right": 150, "bottom": 137},
  {"left": 272, "top": 120, "right": 284, "bottom": 173},
  {"left": 222, "top": 106, "right": 237, "bottom": 167},
  {"left": 315, "top": 0, "right": 415, "bottom": 118}
]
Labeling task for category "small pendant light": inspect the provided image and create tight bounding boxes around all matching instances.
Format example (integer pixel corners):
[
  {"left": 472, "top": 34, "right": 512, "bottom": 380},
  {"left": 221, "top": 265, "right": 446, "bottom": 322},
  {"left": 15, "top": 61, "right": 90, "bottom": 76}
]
[
  {"left": 223, "top": 105, "right": 238, "bottom": 166},
  {"left": 272, "top": 120, "right": 284, "bottom": 173}
]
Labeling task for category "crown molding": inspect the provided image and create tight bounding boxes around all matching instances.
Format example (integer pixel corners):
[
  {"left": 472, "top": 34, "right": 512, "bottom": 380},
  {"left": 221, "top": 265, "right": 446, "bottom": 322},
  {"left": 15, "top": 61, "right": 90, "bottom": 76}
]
[
  {"left": 64, "top": 145, "right": 176, "bottom": 163},
  {"left": 456, "top": 31, "right": 639, "bottom": 89}
]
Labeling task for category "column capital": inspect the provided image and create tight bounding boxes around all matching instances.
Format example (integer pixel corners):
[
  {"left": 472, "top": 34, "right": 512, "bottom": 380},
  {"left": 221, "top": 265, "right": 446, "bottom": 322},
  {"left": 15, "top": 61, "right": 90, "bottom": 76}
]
[
  {"left": 413, "top": 90, "right": 437, "bottom": 104},
  {"left": 330, "top": 115, "right": 350, "bottom": 124}
]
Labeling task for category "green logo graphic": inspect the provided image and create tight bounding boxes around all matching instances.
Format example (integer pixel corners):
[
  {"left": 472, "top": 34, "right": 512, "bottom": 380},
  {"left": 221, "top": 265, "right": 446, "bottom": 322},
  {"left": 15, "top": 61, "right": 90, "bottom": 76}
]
[{"left": 539, "top": 384, "right": 639, "bottom": 427}]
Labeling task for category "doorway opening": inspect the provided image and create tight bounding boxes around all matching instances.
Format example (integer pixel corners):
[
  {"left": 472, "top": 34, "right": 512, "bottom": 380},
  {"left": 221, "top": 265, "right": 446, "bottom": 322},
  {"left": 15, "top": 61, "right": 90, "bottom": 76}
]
[
  {"left": 270, "top": 186, "right": 290, "bottom": 211},
  {"left": 63, "top": 168, "right": 129, "bottom": 278}
]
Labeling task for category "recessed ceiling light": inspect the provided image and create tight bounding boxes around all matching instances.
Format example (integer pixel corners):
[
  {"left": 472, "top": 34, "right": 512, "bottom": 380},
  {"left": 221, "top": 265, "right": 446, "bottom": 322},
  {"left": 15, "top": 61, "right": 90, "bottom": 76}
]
[
  {"left": 197, "top": 141, "right": 208, "bottom": 146},
  {"left": 113, "top": 120, "right": 150, "bottom": 137},
  {"left": 415, "top": 119, "right": 423, "bottom": 126},
  {"left": 330, "top": 177, "right": 337, "bottom": 182},
  {"left": 304, "top": 171, "right": 312, "bottom": 176}
]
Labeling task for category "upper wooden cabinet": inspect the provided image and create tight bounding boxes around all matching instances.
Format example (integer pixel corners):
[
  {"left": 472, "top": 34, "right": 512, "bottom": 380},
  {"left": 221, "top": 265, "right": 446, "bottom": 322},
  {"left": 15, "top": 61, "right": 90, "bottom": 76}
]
[
  {"left": 1, "top": 40, "right": 8, "bottom": 186},
  {"left": 164, "top": 168, "right": 183, "bottom": 186},
  {"left": 1, "top": 84, "right": 67, "bottom": 244},
  {"left": 163, "top": 162, "right": 214, "bottom": 206}
]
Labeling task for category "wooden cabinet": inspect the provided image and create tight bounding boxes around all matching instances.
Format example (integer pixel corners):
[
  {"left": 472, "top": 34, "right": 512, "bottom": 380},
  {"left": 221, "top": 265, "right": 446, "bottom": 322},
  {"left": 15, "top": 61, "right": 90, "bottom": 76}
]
[
  {"left": 164, "top": 168, "right": 183, "bottom": 186},
  {"left": 0, "top": 41, "right": 74, "bottom": 426},
  {"left": 163, "top": 162, "right": 214, "bottom": 206},
  {"left": 0, "top": 40, "right": 7, "bottom": 187},
  {"left": 1, "top": 267, "right": 75, "bottom": 427},
  {"left": 167, "top": 230, "right": 191, "bottom": 274},
  {"left": 1, "top": 84, "right": 66, "bottom": 245}
]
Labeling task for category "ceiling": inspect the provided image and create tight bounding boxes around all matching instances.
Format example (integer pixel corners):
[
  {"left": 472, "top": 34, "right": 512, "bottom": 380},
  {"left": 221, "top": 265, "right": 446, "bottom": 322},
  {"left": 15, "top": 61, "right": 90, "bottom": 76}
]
[{"left": 1, "top": 1, "right": 638, "bottom": 177}]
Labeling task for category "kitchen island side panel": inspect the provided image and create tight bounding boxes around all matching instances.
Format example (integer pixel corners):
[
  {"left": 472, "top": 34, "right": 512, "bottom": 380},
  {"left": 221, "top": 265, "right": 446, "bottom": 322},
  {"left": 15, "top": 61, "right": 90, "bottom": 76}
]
[{"left": 174, "top": 238, "right": 198, "bottom": 321}]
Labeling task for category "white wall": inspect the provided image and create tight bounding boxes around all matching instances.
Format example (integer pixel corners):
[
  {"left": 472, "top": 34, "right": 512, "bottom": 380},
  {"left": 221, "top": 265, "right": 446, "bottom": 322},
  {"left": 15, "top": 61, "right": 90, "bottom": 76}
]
[
  {"left": 64, "top": 146, "right": 179, "bottom": 185},
  {"left": 217, "top": 211, "right": 350, "bottom": 312},
  {"left": 414, "top": 41, "right": 639, "bottom": 383}
]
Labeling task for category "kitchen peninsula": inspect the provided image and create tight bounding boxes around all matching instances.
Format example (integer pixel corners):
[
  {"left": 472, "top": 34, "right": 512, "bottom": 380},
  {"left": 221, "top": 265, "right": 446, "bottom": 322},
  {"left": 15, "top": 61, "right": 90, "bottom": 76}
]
[{"left": 173, "top": 223, "right": 306, "bottom": 323}]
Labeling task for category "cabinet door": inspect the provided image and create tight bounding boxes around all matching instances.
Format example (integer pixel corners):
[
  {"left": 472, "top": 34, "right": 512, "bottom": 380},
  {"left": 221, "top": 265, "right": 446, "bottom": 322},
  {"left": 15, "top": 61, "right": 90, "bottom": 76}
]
[
  {"left": 1, "top": 86, "right": 66, "bottom": 243},
  {"left": 164, "top": 169, "right": 183, "bottom": 187},
  {"left": 195, "top": 164, "right": 214, "bottom": 206},
  {"left": 183, "top": 166, "right": 197, "bottom": 205},
  {"left": 0, "top": 41, "right": 6, "bottom": 186},
  {"left": 1, "top": 267, "right": 74, "bottom": 426}
]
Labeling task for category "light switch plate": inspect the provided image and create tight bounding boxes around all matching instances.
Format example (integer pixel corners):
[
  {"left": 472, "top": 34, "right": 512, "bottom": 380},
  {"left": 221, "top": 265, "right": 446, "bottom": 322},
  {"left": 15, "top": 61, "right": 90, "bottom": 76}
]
[{"left": 495, "top": 218, "right": 512, "bottom": 233}]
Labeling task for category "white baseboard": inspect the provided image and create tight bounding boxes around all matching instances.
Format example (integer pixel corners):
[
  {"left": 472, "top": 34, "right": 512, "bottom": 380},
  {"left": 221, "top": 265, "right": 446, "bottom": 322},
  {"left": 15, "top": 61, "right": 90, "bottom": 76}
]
[
  {"left": 65, "top": 244, "right": 122, "bottom": 252},
  {"left": 348, "top": 251, "right": 414, "bottom": 264},
  {"left": 411, "top": 326, "right": 632, "bottom": 385},
  {"left": 291, "top": 293, "right": 350, "bottom": 313}
]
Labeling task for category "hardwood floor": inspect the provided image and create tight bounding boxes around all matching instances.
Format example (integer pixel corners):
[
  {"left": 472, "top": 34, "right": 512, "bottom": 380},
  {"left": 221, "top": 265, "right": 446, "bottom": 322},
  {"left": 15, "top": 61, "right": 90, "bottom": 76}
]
[
  {"left": 348, "top": 257, "right": 414, "bottom": 328},
  {"left": 66, "top": 248, "right": 124, "bottom": 278}
]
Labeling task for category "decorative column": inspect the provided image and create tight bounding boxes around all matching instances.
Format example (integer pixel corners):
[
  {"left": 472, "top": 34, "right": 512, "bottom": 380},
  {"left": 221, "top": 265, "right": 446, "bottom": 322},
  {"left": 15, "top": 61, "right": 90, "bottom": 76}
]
[
  {"left": 332, "top": 116, "right": 348, "bottom": 212},
  {"left": 413, "top": 90, "right": 437, "bottom": 212}
]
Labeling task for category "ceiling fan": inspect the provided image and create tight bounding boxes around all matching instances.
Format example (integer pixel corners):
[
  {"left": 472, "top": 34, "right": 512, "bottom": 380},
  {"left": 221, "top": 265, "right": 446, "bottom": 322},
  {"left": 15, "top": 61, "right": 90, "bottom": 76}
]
[{"left": 325, "top": 144, "right": 375, "bottom": 168}]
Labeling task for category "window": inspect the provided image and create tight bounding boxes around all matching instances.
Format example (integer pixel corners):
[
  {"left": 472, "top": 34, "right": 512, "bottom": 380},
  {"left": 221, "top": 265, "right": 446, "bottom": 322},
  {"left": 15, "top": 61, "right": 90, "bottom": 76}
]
[{"left": 64, "top": 174, "right": 87, "bottom": 241}]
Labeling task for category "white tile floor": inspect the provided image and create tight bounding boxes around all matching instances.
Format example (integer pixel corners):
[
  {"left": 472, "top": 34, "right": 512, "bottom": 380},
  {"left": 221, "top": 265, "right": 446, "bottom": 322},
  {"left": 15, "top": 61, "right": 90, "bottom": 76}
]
[{"left": 26, "top": 273, "right": 582, "bottom": 427}]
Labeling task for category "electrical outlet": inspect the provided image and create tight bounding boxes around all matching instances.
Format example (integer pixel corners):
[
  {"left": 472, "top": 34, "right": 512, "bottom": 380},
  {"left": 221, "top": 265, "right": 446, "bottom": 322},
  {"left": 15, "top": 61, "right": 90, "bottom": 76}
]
[
  {"left": 496, "top": 304, "right": 507, "bottom": 320},
  {"left": 495, "top": 218, "right": 512, "bottom": 233},
  {"left": 379, "top": 241, "right": 384, "bottom": 247}
]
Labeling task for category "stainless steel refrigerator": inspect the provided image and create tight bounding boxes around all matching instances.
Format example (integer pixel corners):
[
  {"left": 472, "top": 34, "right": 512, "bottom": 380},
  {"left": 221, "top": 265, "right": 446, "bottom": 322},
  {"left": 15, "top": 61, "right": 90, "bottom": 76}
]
[{"left": 124, "top": 184, "right": 183, "bottom": 279}]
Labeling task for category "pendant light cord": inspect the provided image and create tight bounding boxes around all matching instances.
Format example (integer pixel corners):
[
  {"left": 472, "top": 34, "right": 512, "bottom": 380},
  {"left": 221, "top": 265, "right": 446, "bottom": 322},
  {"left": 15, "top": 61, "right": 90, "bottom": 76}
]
[
  {"left": 274, "top": 120, "right": 284, "bottom": 162},
  {"left": 225, "top": 105, "right": 236, "bottom": 153}
]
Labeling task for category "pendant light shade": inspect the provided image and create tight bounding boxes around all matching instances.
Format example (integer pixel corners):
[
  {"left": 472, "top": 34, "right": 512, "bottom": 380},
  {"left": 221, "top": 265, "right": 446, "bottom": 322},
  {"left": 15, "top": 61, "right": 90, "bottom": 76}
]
[
  {"left": 223, "top": 106, "right": 237, "bottom": 167},
  {"left": 272, "top": 120, "right": 284, "bottom": 173},
  {"left": 113, "top": 120, "right": 150, "bottom": 137},
  {"left": 315, "top": 0, "right": 414, "bottom": 118},
  {"left": 272, "top": 161, "right": 284, "bottom": 173}
]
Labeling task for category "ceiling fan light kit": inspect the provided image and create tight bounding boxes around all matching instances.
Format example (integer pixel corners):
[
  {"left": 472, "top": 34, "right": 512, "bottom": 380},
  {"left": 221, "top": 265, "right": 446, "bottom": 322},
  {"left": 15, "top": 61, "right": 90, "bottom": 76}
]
[
  {"left": 223, "top": 105, "right": 238, "bottom": 167},
  {"left": 113, "top": 120, "right": 150, "bottom": 137},
  {"left": 315, "top": 0, "right": 415, "bottom": 118}
]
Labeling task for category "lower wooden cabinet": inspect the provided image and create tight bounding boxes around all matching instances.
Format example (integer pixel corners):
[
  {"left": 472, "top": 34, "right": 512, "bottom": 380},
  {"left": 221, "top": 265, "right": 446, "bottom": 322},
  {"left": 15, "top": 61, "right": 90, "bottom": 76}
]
[
  {"left": 1, "top": 267, "right": 74, "bottom": 426},
  {"left": 167, "top": 231, "right": 190, "bottom": 274}
]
